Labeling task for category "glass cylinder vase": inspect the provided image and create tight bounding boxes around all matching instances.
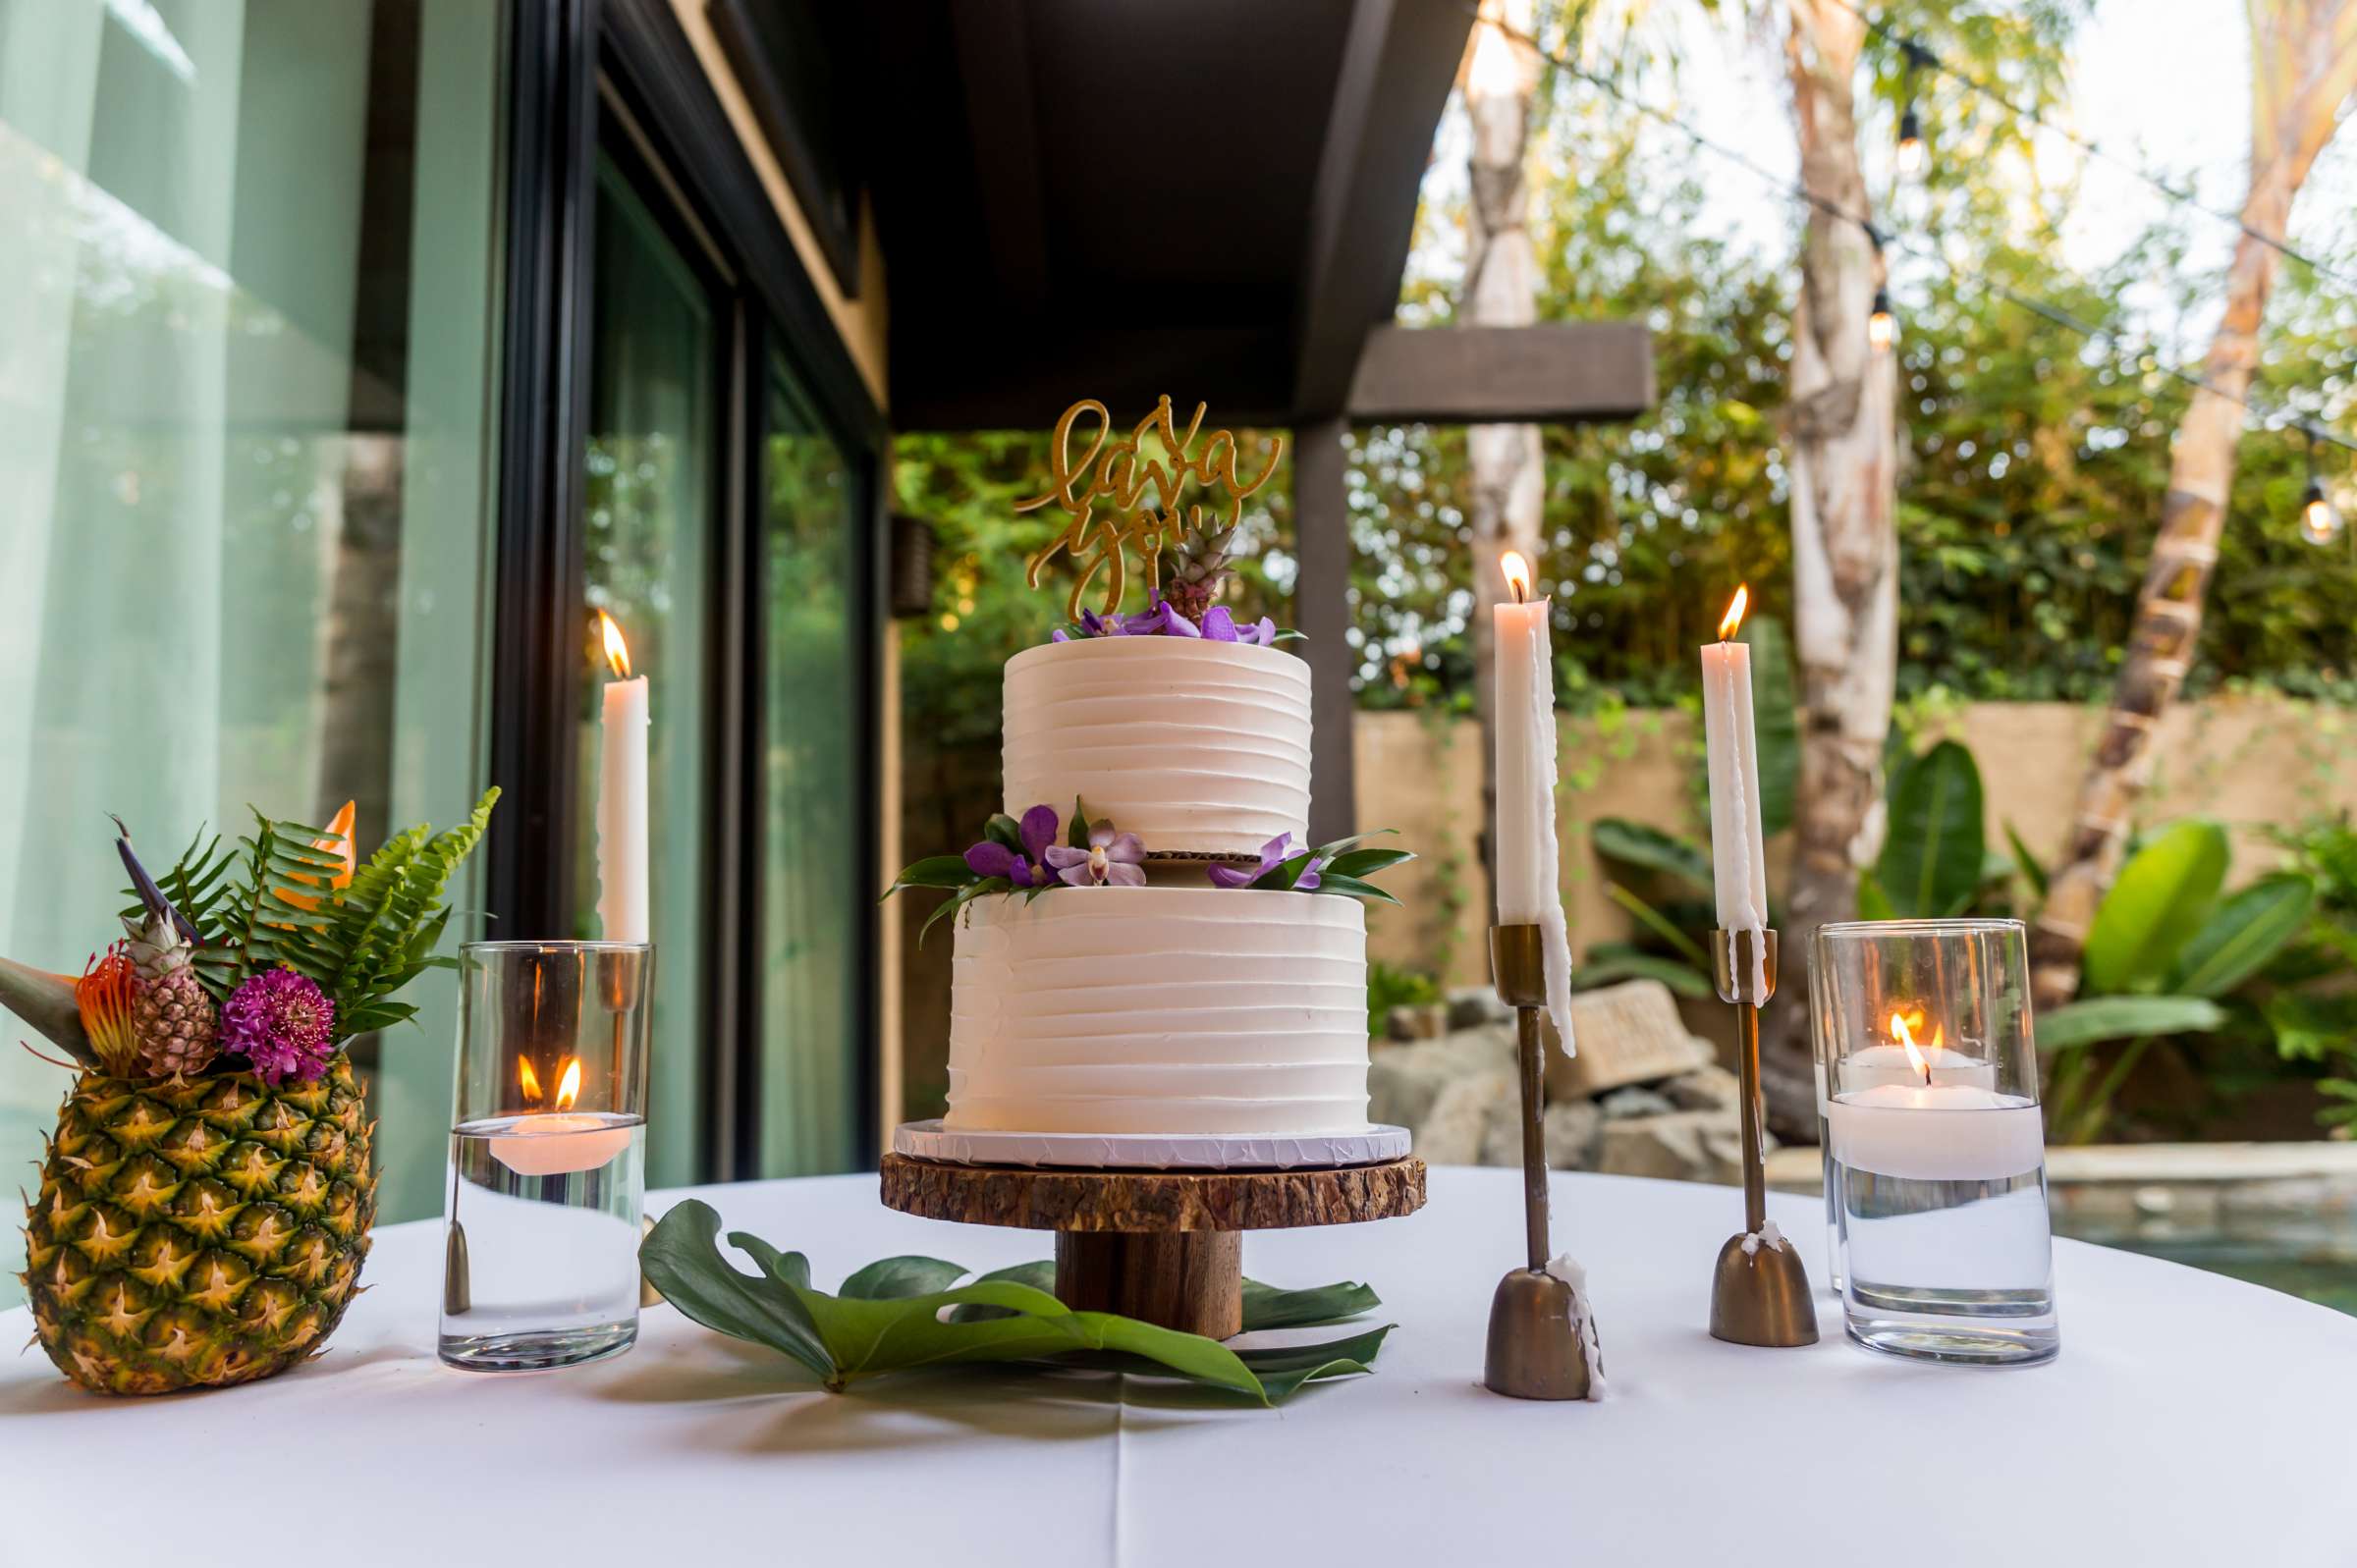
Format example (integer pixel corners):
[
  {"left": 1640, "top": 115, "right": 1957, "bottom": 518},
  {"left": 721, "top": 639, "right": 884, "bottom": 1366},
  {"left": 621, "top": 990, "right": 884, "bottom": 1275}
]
[
  {"left": 439, "top": 941, "right": 654, "bottom": 1373},
  {"left": 1810, "top": 919, "right": 2057, "bottom": 1367}
]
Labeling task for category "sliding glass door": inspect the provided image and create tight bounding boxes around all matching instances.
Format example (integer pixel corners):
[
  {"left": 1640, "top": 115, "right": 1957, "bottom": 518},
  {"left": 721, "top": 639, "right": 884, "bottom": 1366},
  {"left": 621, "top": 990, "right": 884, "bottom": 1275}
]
[
  {"left": 759, "top": 359, "right": 863, "bottom": 1175},
  {"left": 578, "top": 154, "right": 716, "bottom": 1192}
]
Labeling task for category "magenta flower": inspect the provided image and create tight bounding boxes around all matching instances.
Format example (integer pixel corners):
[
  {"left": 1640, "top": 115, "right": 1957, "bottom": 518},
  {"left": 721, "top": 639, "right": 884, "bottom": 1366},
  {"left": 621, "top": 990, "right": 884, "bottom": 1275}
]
[
  {"left": 222, "top": 967, "right": 337, "bottom": 1086},
  {"left": 1209, "top": 832, "right": 1322, "bottom": 891},
  {"left": 963, "top": 804, "right": 1060, "bottom": 888},
  {"left": 1045, "top": 824, "right": 1147, "bottom": 887}
]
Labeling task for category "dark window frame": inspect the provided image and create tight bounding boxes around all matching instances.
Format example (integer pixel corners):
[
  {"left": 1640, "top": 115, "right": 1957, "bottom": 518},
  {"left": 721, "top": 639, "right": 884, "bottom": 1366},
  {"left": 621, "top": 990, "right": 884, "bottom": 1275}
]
[{"left": 489, "top": 0, "right": 888, "bottom": 1184}]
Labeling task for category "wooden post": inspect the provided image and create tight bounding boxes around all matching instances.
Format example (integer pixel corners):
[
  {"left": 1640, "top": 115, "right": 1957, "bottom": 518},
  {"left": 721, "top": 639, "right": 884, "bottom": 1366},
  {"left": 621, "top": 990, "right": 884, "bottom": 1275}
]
[{"left": 1293, "top": 416, "right": 1358, "bottom": 847}]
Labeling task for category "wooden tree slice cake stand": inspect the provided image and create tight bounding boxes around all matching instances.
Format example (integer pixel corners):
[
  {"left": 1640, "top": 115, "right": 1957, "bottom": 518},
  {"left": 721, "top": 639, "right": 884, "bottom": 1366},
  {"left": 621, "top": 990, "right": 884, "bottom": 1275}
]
[{"left": 879, "top": 1152, "right": 1426, "bottom": 1339}]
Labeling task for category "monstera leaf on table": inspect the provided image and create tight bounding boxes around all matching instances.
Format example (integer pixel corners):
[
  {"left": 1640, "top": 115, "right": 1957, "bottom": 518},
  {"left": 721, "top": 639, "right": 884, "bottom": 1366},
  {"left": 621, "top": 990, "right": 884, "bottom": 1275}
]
[{"left": 639, "top": 1200, "right": 1394, "bottom": 1404}]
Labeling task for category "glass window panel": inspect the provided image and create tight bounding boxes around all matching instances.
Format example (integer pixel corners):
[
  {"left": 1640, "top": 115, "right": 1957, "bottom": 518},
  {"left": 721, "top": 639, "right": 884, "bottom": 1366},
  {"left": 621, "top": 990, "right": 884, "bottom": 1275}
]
[
  {"left": 579, "top": 158, "right": 713, "bottom": 1191},
  {"left": 759, "top": 358, "right": 861, "bottom": 1174},
  {"left": 0, "top": 0, "right": 507, "bottom": 1306}
]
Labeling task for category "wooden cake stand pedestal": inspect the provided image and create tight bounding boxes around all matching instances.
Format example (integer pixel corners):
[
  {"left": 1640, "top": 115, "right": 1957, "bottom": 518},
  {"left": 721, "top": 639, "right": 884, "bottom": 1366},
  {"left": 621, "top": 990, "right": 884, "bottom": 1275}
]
[{"left": 879, "top": 1152, "right": 1426, "bottom": 1339}]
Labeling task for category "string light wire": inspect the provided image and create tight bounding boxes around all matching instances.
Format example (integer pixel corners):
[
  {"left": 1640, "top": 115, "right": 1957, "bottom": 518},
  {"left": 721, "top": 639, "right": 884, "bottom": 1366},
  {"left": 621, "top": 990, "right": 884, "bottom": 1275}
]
[
  {"left": 1476, "top": 9, "right": 2357, "bottom": 458},
  {"left": 1822, "top": 0, "right": 2357, "bottom": 294}
]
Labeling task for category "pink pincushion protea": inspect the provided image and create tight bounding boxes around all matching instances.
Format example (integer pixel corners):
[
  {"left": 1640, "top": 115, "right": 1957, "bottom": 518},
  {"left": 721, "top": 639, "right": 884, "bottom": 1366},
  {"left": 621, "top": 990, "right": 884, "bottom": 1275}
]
[{"left": 222, "top": 966, "right": 337, "bottom": 1085}]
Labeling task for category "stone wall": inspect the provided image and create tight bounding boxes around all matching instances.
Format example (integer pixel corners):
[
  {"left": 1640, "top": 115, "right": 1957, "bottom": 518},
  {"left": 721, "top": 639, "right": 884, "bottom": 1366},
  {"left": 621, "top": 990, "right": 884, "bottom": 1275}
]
[{"left": 1354, "top": 695, "right": 2357, "bottom": 992}]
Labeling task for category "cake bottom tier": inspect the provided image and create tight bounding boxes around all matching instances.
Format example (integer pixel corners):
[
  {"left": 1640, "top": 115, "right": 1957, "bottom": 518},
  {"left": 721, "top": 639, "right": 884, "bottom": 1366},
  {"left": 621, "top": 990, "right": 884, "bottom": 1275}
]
[{"left": 945, "top": 886, "right": 1369, "bottom": 1136}]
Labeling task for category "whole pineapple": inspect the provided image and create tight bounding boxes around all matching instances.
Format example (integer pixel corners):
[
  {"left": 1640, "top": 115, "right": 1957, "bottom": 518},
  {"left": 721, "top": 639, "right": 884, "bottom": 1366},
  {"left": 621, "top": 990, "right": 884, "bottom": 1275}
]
[
  {"left": 23, "top": 1057, "right": 374, "bottom": 1395},
  {"left": 123, "top": 915, "right": 218, "bottom": 1078},
  {"left": 1162, "top": 519, "right": 1236, "bottom": 625}
]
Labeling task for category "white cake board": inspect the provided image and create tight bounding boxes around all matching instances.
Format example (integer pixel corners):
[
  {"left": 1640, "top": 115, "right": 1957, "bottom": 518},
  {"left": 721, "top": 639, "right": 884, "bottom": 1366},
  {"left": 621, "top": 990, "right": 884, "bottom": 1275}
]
[{"left": 892, "top": 1119, "right": 1412, "bottom": 1172}]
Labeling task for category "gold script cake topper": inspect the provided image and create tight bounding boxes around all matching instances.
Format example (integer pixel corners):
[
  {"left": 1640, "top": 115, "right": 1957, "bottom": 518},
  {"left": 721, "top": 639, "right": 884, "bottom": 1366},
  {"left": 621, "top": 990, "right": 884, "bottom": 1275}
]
[{"left": 1015, "top": 396, "right": 1284, "bottom": 619}]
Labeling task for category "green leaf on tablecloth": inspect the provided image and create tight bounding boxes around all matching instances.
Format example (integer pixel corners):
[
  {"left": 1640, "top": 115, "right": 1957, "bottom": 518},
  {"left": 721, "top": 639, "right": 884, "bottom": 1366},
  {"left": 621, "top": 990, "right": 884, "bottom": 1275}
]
[
  {"left": 839, "top": 1255, "right": 970, "bottom": 1299},
  {"left": 945, "top": 1260, "right": 1058, "bottom": 1321},
  {"left": 1235, "top": 1324, "right": 1396, "bottom": 1400},
  {"left": 638, "top": 1202, "right": 831, "bottom": 1379},
  {"left": 637, "top": 1212, "right": 1392, "bottom": 1404},
  {"left": 1239, "top": 1277, "right": 1381, "bottom": 1329}
]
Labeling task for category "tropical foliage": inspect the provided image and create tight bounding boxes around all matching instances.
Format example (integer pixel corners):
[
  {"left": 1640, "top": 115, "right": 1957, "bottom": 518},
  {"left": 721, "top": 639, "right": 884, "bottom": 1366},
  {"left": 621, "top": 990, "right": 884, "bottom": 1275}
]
[{"left": 639, "top": 1200, "right": 1392, "bottom": 1404}]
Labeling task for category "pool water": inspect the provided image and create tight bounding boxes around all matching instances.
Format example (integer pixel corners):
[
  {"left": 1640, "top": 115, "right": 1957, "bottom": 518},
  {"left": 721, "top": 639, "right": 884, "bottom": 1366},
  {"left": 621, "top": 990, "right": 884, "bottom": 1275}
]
[{"left": 2053, "top": 1213, "right": 2357, "bottom": 1317}]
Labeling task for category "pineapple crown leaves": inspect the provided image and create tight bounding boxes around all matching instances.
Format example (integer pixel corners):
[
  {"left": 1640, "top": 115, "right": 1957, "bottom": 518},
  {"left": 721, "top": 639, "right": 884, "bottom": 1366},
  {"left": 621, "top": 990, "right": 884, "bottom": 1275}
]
[{"left": 176, "top": 788, "right": 500, "bottom": 1040}]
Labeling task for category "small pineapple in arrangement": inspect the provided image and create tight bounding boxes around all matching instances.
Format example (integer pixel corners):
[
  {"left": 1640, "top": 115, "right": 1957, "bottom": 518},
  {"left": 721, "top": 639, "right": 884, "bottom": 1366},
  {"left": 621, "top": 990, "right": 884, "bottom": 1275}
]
[
  {"left": 123, "top": 915, "right": 218, "bottom": 1079},
  {"left": 0, "top": 790, "right": 497, "bottom": 1395}
]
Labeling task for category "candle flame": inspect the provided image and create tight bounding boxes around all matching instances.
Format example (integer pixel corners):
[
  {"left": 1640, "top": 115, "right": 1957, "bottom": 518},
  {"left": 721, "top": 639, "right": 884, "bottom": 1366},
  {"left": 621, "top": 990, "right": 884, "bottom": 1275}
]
[
  {"left": 555, "top": 1057, "right": 583, "bottom": 1112},
  {"left": 596, "top": 610, "right": 632, "bottom": 679},
  {"left": 1500, "top": 551, "right": 1532, "bottom": 605},
  {"left": 517, "top": 1055, "right": 543, "bottom": 1104},
  {"left": 1718, "top": 584, "right": 1749, "bottom": 642},
  {"left": 1889, "top": 1011, "right": 1930, "bottom": 1082}
]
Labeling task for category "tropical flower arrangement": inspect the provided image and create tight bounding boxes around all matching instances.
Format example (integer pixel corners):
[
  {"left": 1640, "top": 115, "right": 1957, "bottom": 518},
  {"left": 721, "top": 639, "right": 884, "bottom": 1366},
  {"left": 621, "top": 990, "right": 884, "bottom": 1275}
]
[
  {"left": 1, "top": 788, "right": 497, "bottom": 1395},
  {"left": 885, "top": 803, "right": 1414, "bottom": 942},
  {"left": 1051, "top": 596, "right": 1292, "bottom": 646}
]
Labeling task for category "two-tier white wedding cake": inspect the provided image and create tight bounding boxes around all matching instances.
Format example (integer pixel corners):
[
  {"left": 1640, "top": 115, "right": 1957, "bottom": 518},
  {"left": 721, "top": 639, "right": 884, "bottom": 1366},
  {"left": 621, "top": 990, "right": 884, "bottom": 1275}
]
[{"left": 945, "top": 634, "right": 1372, "bottom": 1136}]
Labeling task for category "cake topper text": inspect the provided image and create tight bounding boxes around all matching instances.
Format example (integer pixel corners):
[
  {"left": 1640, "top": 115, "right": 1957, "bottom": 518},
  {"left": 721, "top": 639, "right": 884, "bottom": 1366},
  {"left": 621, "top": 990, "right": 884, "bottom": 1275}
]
[{"left": 1015, "top": 396, "right": 1284, "bottom": 618}]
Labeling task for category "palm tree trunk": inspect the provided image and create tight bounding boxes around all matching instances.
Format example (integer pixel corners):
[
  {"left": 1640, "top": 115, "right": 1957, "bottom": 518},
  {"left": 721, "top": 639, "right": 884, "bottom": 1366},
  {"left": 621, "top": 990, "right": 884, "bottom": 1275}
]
[
  {"left": 1465, "top": 0, "right": 1545, "bottom": 921},
  {"left": 1767, "top": 0, "right": 1900, "bottom": 1126},
  {"left": 2031, "top": 0, "right": 2357, "bottom": 1014}
]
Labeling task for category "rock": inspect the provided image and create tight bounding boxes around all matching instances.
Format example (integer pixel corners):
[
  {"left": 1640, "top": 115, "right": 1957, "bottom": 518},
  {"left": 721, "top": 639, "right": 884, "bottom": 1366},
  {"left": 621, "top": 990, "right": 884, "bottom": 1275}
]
[
  {"left": 1548, "top": 980, "right": 1717, "bottom": 1101},
  {"left": 1367, "top": 1027, "right": 1512, "bottom": 1132},
  {"left": 1386, "top": 1002, "right": 1449, "bottom": 1042},
  {"left": 1660, "top": 1064, "right": 1740, "bottom": 1112},
  {"left": 1475, "top": 1091, "right": 1602, "bottom": 1170},
  {"left": 1416, "top": 1069, "right": 1512, "bottom": 1166},
  {"left": 1597, "top": 1108, "right": 1777, "bottom": 1186},
  {"left": 1447, "top": 987, "right": 1510, "bottom": 1031},
  {"left": 1598, "top": 1086, "right": 1675, "bottom": 1120}
]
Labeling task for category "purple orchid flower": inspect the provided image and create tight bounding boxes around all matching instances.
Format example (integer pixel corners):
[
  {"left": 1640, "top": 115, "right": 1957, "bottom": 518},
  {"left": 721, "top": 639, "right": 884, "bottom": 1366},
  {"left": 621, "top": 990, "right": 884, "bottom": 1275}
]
[
  {"left": 1209, "top": 832, "right": 1324, "bottom": 890},
  {"left": 1044, "top": 823, "right": 1147, "bottom": 887},
  {"left": 1121, "top": 597, "right": 1202, "bottom": 638},
  {"left": 1200, "top": 606, "right": 1239, "bottom": 642},
  {"left": 963, "top": 803, "right": 1060, "bottom": 888},
  {"left": 1240, "top": 616, "right": 1278, "bottom": 645}
]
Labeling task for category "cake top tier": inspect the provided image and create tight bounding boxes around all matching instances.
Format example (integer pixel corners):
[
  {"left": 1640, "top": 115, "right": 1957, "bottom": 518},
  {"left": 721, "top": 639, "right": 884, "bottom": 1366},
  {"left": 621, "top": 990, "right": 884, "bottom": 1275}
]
[{"left": 1002, "top": 636, "right": 1311, "bottom": 861}]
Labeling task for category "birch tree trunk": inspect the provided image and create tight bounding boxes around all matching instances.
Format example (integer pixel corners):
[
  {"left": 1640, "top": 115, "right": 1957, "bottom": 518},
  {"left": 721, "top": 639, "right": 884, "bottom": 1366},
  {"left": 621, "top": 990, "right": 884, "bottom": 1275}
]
[
  {"left": 1465, "top": 0, "right": 1546, "bottom": 918},
  {"left": 2031, "top": 0, "right": 2357, "bottom": 1014},
  {"left": 1768, "top": 0, "right": 1900, "bottom": 1118}
]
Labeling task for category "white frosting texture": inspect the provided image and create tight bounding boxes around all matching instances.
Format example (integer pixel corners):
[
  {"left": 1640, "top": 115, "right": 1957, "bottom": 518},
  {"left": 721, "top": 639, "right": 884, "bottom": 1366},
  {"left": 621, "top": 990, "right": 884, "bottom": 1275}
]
[
  {"left": 945, "top": 887, "right": 1370, "bottom": 1135},
  {"left": 1002, "top": 637, "right": 1311, "bottom": 858}
]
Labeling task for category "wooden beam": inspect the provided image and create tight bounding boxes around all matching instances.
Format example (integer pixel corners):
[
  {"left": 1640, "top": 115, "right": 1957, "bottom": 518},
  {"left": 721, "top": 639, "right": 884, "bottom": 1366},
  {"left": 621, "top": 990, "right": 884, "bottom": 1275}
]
[
  {"left": 1292, "top": 417, "right": 1359, "bottom": 845},
  {"left": 1290, "top": 0, "right": 1473, "bottom": 418},
  {"left": 1346, "top": 322, "right": 1656, "bottom": 424}
]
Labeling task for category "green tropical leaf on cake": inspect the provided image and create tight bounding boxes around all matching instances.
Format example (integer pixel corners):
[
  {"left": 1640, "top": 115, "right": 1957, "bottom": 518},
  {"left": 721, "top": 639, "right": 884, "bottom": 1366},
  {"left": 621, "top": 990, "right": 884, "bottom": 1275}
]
[{"left": 639, "top": 1200, "right": 1392, "bottom": 1403}]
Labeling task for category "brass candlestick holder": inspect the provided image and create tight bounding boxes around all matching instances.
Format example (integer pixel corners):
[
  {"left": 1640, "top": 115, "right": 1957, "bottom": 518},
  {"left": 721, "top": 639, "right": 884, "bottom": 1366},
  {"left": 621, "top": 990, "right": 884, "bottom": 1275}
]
[
  {"left": 1707, "top": 927, "right": 1817, "bottom": 1347},
  {"left": 1482, "top": 923, "right": 1596, "bottom": 1399}
]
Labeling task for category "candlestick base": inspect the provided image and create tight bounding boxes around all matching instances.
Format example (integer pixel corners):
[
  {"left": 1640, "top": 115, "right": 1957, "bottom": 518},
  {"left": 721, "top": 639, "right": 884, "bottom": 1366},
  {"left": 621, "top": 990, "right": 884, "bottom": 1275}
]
[
  {"left": 1484, "top": 1267, "right": 1593, "bottom": 1400},
  {"left": 1706, "top": 925, "right": 1817, "bottom": 1347},
  {"left": 1708, "top": 1232, "right": 1818, "bottom": 1347},
  {"left": 1480, "top": 924, "right": 1601, "bottom": 1398}
]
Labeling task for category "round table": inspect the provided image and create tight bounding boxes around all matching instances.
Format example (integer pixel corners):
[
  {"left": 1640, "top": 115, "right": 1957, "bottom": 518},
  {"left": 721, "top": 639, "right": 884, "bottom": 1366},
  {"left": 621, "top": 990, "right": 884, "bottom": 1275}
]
[{"left": 4, "top": 1168, "right": 2350, "bottom": 1567}]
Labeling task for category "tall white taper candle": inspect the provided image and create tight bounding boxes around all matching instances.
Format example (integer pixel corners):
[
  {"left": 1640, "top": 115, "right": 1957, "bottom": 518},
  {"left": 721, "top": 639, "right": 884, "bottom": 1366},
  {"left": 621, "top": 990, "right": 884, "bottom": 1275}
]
[
  {"left": 1492, "top": 552, "right": 1573, "bottom": 1050},
  {"left": 1699, "top": 586, "right": 1768, "bottom": 934},
  {"left": 596, "top": 612, "right": 650, "bottom": 944}
]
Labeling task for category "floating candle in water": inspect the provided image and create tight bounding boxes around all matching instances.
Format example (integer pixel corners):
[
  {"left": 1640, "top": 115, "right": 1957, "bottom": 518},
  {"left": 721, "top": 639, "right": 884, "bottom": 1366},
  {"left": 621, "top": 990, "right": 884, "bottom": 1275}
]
[{"left": 487, "top": 1057, "right": 632, "bottom": 1177}]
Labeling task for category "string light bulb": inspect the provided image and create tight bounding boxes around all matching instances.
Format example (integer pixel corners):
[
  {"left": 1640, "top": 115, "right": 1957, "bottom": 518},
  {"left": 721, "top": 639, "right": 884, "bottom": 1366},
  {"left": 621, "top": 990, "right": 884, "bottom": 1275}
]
[
  {"left": 1868, "top": 287, "right": 1897, "bottom": 352},
  {"left": 1896, "top": 105, "right": 1926, "bottom": 177},
  {"left": 2302, "top": 479, "right": 2341, "bottom": 546},
  {"left": 2299, "top": 429, "right": 2342, "bottom": 546}
]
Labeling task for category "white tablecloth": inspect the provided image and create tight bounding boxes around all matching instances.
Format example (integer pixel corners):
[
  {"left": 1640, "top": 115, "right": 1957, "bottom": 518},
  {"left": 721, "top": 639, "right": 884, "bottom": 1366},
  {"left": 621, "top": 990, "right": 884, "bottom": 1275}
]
[{"left": 4, "top": 1168, "right": 2351, "bottom": 1567}]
